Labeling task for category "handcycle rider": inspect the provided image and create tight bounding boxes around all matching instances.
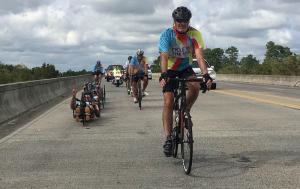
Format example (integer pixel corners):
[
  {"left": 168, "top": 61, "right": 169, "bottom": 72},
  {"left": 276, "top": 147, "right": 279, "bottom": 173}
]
[
  {"left": 158, "top": 6, "right": 212, "bottom": 157},
  {"left": 129, "top": 49, "right": 149, "bottom": 103}
]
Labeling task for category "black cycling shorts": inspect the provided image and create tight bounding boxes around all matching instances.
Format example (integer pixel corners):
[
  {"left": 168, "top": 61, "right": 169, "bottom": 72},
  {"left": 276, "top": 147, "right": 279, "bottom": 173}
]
[
  {"left": 132, "top": 72, "right": 147, "bottom": 82},
  {"left": 162, "top": 66, "right": 195, "bottom": 93},
  {"left": 92, "top": 71, "right": 103, "bottom": 76}
]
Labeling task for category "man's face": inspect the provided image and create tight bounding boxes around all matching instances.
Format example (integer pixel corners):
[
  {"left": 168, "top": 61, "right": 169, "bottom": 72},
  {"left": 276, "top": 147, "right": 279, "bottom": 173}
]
[
  {"left": 174, "top": 19, "right": 189, "bottom": 33},
  {"left": 137, "top": 55, "right": 143, "bottom": 61}
]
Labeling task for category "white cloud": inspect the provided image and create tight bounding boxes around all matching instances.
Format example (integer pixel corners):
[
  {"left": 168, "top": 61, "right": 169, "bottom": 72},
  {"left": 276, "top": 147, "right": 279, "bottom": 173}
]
[
  {"left": 267, "top": 29, "right": 292, "bottom": 45},
  {"left": 0, "top": 0, "right": 299, "bottom": 71}
]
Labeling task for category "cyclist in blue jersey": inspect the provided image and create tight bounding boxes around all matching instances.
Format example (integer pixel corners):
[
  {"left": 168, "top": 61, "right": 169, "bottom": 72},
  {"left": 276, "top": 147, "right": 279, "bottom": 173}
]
[
  {"left": 93, "top": 60, "right": 104, "bottom": 84},
  {"left": 129, "top": 49, "right": 149, "bottom": 103},
  {"left": 158, "top": 6, "right": 212, "bottom": 157}
]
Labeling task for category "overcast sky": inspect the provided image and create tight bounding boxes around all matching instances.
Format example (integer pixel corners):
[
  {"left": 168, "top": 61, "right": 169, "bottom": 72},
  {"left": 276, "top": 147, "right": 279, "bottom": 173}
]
[{"left": 0, "top": 0, "right": 299, "bottom": 71}]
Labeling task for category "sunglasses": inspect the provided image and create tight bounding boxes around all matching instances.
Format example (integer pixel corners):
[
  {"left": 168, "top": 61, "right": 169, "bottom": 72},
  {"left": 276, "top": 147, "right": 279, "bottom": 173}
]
[{"left": 175, "top": 19, "right": 189, "bottom": 24}]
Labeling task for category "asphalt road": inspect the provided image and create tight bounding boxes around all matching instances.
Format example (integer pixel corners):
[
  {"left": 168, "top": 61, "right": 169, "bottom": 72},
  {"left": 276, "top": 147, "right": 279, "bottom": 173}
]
[{"left": 0, "top": 80, "right": 299, "bottom": 188}]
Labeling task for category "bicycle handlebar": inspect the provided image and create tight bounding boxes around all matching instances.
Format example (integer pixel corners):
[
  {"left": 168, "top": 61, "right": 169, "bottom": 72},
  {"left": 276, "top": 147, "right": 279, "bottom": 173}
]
[{"left": 169, "top": 77, "right": 208, "bottom": 93}]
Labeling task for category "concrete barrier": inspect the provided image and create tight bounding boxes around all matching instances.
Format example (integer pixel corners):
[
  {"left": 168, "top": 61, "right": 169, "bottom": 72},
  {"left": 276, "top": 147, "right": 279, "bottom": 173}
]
[
  {"left": 0, "top": 75, "right": 92, "bottom": 125},
  {"left": 153, "top": 73, "right": 300, "bottom": 87},
  {"left": 217, "top": 74, "right": 300, "bottom": 87}
]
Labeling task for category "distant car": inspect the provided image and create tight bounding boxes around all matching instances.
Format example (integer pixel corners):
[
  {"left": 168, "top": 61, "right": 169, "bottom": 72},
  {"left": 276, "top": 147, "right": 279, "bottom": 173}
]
[
  {"left": 105, "top": 64, "right": 124, "bottom": 82},
  {"left": 147, "top": 69, "right": 152, "bottom": 80},
  {"left": 191, "top": 59, "right": 217, "bottom": 89}
]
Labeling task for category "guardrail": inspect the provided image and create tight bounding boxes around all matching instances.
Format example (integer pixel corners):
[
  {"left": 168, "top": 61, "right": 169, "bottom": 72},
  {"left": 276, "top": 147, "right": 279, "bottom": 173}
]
[{"left": 0, "top": 75, "right": 92, "bottom": 125}]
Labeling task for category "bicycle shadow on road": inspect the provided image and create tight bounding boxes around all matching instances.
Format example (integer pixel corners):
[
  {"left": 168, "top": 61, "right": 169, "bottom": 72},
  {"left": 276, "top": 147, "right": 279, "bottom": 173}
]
[{"left": 189, "top": 150, "right": 300, "bottom": 178}]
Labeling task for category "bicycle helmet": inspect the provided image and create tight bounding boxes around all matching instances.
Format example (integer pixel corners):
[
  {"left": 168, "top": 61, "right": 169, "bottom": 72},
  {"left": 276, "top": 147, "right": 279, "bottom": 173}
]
[
  {"left": 172, "top": 6, "right": 192, "bottom": 22},
  {"left": 136, "top": 49, "right": 144, "bottom": 56}
]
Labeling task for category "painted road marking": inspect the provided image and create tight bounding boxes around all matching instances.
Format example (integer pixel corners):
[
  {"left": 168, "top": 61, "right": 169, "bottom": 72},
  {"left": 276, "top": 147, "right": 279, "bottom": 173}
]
[{"left": 213, "top": 89, "right": 300, "bottom": 110}]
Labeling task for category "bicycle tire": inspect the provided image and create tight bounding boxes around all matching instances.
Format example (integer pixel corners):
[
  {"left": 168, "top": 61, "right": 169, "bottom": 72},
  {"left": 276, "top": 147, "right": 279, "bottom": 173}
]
[
  {"left": 172, "top": 105, "right": 180, "bottom": 158},
  {"left": 181, "top": 111, "right": 193, "bottom": 175},
  {"left": 138, "top": 79, "right": 142, "bottom": 110},
  {"left": 127, "top": 79, "right": 131, "bottom": 95},
  {"left": 172, "top": 126, "right": 179, "bottom": 158}
]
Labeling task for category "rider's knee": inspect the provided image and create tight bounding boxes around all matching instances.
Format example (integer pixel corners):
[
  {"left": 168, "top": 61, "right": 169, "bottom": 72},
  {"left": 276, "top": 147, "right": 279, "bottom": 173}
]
[
  {"left": 164, "top": 98, "right": 173, "bottom": 108},
  {"left": 85, "top": 107, "right": 91, "bottom": 115},
  {"left": 75, "top": 107, "right": 80, "bottom": 114},
  {"left": 189, "top": 82, "right": 200, "bottom": 92}
]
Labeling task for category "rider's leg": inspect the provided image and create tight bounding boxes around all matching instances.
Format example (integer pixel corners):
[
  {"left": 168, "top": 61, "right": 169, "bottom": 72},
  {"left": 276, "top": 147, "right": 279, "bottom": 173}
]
[
  {"left": 98, "top": 74, "right": 102, "bottom": 85},
  {"left": 162, "top": 92, "right": 174, "bottom": 157},
  {"left": 85, "top": 106, "right": 91, "bottom": 121},
  {"left": 142, "top": 76, "right": 148, "bottom": 92},
  {"left": 186, "top": 79, "right": 200, "bottom": 112},
  {"left": 132, "top": 80, "right": 138, "bottom": 99},
  {"left": 75, "top": 107, "right": 80, "bottom": 122},
  {"left": 162, "top": 92, "right": 174, "bottom": 137}
]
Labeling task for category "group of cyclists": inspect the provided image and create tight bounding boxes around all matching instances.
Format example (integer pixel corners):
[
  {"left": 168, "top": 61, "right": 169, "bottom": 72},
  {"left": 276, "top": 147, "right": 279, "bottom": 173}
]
[
  {"left": 70, "top": 60, "right": 105, "bottom": 124},
  {"left": 70, "top": 6, "right": 213, "bottom": 159}
]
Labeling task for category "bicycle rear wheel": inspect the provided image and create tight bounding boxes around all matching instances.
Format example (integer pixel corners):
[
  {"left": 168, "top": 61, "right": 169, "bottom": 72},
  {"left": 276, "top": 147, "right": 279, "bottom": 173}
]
[
  {"left": 181, "top": 111, "right": 193, "bottom": 174},
  {"left": 138, "top": 80, "right": 142, "bottom": 110}
]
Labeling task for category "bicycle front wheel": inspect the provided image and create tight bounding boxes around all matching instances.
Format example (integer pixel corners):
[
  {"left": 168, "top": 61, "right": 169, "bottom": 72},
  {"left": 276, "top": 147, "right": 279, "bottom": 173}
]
[
  {"left": 172, "top": 126, "right": 179, "bottom": 158},
  {"left": 181, "top": 112, "right": 193, "bottom": 174},
  {"left": 138, "top": 80, "right": 142, "bottom": 110}
]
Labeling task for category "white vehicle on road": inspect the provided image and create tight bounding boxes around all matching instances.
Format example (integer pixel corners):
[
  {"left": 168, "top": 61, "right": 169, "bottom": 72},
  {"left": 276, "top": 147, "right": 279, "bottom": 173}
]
[
  {"left": 147, "top": 69, "right": 152, "bottom": 80},
  {"left": 191, "top": 59, "right": 217, "bottom": 89}
]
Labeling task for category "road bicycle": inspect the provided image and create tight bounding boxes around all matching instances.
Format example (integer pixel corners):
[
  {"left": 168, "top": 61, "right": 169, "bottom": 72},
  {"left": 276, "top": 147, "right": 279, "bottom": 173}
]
[{"left": 171, "top": 77, "right": 207, "bottom": 174}]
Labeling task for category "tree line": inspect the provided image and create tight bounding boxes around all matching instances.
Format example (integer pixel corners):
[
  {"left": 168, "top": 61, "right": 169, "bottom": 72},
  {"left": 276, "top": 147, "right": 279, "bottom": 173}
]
[
  {"left": 151, "top": 41, "right": 300, "bottom": 76},
  {"left": 0, "top": 62, "right": 89, "bottom": 85}
]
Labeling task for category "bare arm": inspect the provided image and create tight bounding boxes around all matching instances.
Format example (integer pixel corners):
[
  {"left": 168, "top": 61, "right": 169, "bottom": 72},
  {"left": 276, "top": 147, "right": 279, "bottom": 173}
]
[
  {"left": 160, "top": 53, "right": 168, "bottom": 73},
  {"left": 70, "top": 89, "right": 77, "bottom": 110},
  {"left": 129, "top": 65, "right": 133, "bottom": 76},
  {"left": 144, "top": 57, "right": 149, "bottom": 75},
  {"left": 159, "top": 53, "right": 168, "bottom": 87},
  {"left": 194, "top": 48, "right": 208, "bottom": 75},
  {"left": 144, "top": 63, "right": 148, "bottom": 75}
]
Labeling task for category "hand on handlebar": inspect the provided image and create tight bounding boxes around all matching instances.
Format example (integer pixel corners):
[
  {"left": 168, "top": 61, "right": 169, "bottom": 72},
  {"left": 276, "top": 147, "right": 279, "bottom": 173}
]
[
  {"left": 159, "top": 72, "right": 169, "bottom": 87},
  {"left": 203, "top": 73, "right": 213, "bottom": 91}
]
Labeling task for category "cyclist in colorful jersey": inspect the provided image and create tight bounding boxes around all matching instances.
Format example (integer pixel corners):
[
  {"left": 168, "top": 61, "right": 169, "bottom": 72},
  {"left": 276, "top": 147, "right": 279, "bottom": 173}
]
[
  {"left": 93, "top": 60, "right": 104, "bottom": 84},
  {"left": 158, "top": 6, "right": 212, "bottom": 157},
  {"left": 129, "top": 49, "right": 149, "bottom": 103}
]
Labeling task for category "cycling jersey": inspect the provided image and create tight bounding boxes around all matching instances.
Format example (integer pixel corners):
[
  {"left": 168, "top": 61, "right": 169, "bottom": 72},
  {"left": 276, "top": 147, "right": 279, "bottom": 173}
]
[
  {"left": 130, "top": 56, "right": 148, "bottom": 73},
  {"left": 93, "top": 65, "right": 104, "bottom": 74},
  {"left": 158, "top": 26, "right": 204, "bottom": 71}
]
